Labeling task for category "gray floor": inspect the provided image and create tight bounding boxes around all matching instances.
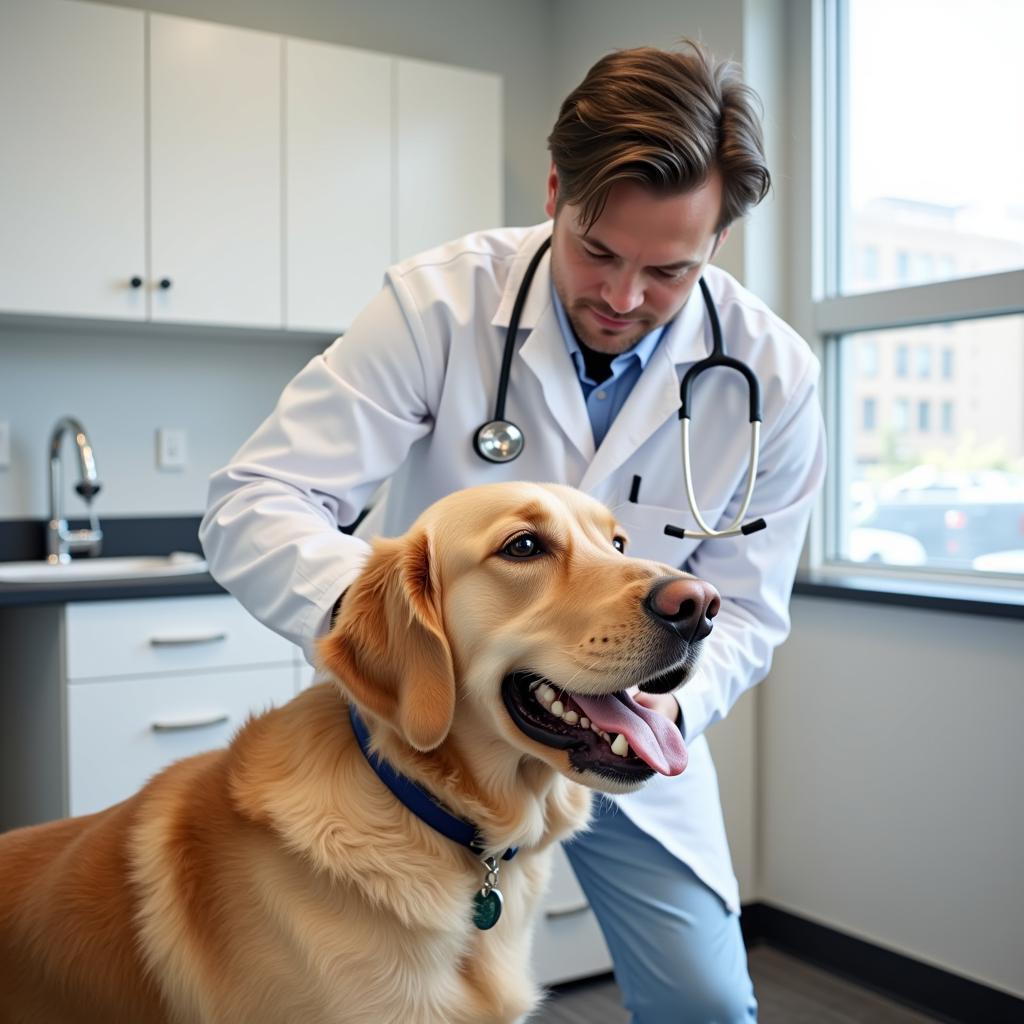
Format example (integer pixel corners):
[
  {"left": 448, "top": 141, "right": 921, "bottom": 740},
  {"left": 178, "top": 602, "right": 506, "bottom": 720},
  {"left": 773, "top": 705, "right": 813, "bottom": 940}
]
[{"left": 539, "top": 946, "right": 945, "bottom": 1023}]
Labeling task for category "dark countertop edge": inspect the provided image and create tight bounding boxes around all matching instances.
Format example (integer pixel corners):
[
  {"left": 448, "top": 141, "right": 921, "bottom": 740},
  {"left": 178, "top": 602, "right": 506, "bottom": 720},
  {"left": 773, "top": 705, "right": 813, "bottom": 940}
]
[
  {"left": 0, "top": 573, "right": 225, "bottom": 607},
  {"left": 794, "top": 570, "right": 1024, "bottom": 620}
]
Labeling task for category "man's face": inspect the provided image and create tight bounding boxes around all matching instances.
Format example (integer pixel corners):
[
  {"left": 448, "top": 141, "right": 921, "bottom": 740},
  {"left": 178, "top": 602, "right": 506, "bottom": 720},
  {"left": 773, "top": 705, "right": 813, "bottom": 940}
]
[{"left": 545, "top": 168, "right": 728, "bottom": 355}]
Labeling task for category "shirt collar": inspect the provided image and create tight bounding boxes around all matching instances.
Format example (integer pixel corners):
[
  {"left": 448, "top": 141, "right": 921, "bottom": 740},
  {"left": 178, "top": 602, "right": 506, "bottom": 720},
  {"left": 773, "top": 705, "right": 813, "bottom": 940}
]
[{"left": 551, "top": 280, "right": 666, "bottom": 383}]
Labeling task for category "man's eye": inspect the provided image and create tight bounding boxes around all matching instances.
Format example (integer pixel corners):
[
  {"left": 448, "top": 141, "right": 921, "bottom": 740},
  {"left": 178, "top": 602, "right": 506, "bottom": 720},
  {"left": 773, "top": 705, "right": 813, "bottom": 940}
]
[
  {"left": 503, "top": 533, "right": 543, "bottom": 558},
  {"left": 612, "top": 536, "right": 626, "bottom": 553},
  {"left": 583, "top": 247, "right": 611, "bottom": 261}
]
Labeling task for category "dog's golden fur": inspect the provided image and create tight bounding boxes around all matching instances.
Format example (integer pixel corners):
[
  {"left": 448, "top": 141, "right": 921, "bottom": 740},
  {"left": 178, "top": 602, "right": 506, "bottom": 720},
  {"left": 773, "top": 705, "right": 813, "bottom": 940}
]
[{"left": 0, "top": 483, "right": 709, "bottom": 1023}]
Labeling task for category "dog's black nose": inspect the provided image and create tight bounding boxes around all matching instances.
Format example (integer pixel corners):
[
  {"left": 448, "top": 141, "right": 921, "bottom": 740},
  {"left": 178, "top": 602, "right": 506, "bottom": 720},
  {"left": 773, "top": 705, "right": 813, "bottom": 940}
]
[{"left": 644, "top": 576, "right": 721, "bottom": 643}]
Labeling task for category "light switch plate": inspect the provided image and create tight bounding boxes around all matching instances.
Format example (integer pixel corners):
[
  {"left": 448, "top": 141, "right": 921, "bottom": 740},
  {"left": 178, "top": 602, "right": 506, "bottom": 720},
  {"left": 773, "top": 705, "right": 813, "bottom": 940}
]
[
  {"left": 0, "top": 420, "right": 10, "bottom": 469},
  {"left": 156, "top": 428, "right": 187, "bottom": 470}
]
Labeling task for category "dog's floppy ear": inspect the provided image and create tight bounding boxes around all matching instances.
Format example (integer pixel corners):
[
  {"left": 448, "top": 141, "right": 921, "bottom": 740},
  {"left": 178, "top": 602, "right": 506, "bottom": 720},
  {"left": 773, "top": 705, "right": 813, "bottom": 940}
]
[{"left": 318, "top": 529, "right": 455, "bottom": 752}]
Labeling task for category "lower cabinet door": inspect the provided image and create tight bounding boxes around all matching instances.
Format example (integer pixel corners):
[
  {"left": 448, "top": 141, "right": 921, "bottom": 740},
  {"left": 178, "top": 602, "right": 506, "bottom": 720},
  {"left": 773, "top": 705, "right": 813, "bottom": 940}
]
[
  {"left": 531, "top": 842, "right": 614, "bottom": 986},
  {"left": 67, "top": 665, "right": 294, "bottom": 817}
]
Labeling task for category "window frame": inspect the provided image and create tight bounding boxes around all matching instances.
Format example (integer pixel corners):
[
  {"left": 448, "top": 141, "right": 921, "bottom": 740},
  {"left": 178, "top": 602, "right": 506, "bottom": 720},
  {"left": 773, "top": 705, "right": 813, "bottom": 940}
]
[{"left": 790, "top": 0, "right": 1024, "bottom": 596}]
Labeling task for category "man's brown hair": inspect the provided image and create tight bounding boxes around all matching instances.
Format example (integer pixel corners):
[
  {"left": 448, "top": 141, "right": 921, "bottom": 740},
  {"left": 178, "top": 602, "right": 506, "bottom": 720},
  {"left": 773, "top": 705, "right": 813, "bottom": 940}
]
[{"left": 547, "top": 41, "right": 770, "bottom": 232}]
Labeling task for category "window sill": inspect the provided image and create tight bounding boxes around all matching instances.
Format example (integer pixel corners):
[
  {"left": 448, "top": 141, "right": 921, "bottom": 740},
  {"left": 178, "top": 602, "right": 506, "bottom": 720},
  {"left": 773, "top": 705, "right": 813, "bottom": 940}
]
[{"left": 793, "top": 569, "right": 1024, "bottom": 620}]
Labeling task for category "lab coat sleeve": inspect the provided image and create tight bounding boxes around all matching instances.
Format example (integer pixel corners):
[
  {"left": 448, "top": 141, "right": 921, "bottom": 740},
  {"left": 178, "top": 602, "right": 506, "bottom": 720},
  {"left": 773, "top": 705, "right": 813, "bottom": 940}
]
[
  {"left": 673, "top": 356, "right": 826, "bottom": 743},
  {"left": 199, "top": 281, "right": 438, "bottom": 662}
]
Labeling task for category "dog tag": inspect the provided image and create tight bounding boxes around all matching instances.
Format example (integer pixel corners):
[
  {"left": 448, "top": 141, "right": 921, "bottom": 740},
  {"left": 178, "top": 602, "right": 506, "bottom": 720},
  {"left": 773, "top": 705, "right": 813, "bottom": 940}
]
[
  {"left": 473, "top": 855, "right": 504, "bottom": 930},
  {"left": 473, "top": 887, "right": 503, "bottom": 930}
]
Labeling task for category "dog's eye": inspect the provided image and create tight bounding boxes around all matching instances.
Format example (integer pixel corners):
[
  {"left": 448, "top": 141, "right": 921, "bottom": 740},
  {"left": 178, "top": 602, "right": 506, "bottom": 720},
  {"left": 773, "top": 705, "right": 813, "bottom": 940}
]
[
  {"left": 612, "top": 536, "right": 626, "bottom": 553},
  {"left": 503, "top": 533, "right": 543, "bottom": 558}
]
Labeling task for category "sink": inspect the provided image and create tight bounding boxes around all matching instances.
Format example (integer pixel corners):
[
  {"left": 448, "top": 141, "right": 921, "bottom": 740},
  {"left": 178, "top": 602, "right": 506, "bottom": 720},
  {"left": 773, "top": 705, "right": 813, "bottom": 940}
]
[{"left": 0, "top": 552, "right": 208, "bottom": 584}]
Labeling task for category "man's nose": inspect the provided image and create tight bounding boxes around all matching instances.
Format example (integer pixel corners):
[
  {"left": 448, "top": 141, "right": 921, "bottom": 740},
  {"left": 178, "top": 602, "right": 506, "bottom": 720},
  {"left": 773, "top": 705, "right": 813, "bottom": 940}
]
[
  {"left": 601, "top": 268, "right": 644, "bottom": 314},
  {"left": 643, "top": 576, "right": 721, "bottom": 643}
]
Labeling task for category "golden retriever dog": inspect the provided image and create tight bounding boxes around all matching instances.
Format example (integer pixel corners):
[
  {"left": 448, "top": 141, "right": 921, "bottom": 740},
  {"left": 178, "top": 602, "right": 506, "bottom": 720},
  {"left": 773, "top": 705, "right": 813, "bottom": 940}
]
[{"left": 0, "top": 482, "right": 719, "bottom": 1024}]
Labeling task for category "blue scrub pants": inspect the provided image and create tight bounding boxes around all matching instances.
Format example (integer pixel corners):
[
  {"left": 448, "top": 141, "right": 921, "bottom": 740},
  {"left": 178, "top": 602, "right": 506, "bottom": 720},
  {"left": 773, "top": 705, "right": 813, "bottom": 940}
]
[{"left": 562, "top": 799, "right": 758, "bottom": 1024}]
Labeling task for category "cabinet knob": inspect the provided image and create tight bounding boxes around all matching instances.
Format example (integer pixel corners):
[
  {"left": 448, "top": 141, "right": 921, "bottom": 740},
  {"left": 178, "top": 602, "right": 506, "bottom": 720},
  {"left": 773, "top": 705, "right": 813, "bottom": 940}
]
[
  {"left": 130, "top": 276, "right": 143, "bottom": 289},
  {"left": 159, "top": 277, "right": 173, "bottom": 290}
]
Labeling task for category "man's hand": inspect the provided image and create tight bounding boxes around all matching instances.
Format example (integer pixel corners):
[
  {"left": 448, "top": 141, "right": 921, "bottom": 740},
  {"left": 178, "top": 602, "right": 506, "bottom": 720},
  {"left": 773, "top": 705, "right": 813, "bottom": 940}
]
[{"left": 634, "top": 691, "right": 682, "bottom": 729}]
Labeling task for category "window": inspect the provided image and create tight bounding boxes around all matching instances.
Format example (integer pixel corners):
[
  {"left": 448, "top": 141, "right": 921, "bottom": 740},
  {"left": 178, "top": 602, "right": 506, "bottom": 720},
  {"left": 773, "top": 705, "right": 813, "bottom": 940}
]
[
  {"left": 809, "top": 0, "right": 1024, "bottom": 579},
  {"left": 894, "top": 345, "right": 909, "bottom": 378},
  {"left": 862, "top": 397, "right": 876, "bottom": 431},
  {"left": 941, "top": 347, "right": 954, "bottom": 380},
  {"left": 891, "top": 398, "right": 909, "bottom": 433},
  {"left": 915, "top": 346, "right": 931, "bottom": 379},
  {"left": 941, "top": 400, "right": 954, "bottom": 435},
  {"left": 917, "top": 400, "right": 930, "bottom": 432}
]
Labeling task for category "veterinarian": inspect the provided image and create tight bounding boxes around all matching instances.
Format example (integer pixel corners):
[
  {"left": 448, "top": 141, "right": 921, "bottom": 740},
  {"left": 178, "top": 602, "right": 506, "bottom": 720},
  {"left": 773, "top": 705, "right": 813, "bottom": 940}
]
[{"left": 202, "top": 40, "right": 825, "bottom": 1024}]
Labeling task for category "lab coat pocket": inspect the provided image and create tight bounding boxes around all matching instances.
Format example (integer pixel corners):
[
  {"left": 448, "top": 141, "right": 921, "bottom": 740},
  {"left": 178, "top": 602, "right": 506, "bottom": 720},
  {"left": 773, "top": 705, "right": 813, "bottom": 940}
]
[{"left": 609, "top": 501, "right": 702, "bottom": 570}]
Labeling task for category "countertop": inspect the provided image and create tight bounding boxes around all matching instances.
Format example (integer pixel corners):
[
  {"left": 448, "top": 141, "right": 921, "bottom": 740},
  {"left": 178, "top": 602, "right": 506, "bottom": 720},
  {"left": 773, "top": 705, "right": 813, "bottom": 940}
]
[{"left": 0, "top": 572, "right": 225, "bottom": 608}]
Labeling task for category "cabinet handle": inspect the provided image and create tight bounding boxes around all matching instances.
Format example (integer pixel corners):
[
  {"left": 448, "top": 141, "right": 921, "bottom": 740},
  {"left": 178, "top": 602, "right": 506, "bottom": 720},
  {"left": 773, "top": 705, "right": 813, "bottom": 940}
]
[
  {"left": 545, "top": 900, "right": 591, "bottom": 919},
  {"left": 158, "top": 277, "right": 172, "bottom": 289},
  {"left": 151, "top": 712, "right": 230, "bottom": 732},
  {"left": 149, "top": 632, "right": 227, "bottom": 647},
  {"left": 130, "top": 275, "right": 143, "bottom": 288}
]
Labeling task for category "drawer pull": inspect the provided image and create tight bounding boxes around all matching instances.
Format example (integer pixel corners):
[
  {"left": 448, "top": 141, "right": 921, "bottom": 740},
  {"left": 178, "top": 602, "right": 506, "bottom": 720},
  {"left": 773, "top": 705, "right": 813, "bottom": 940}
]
[
  {"left": 151, "top": 712, "right": 230, "bottom": 732},
  {"left": 149, "top": 632, "right": 227, "bottom": 647},
  {"left": 545, "top": 900, "right": 591, "bottom": 920}
]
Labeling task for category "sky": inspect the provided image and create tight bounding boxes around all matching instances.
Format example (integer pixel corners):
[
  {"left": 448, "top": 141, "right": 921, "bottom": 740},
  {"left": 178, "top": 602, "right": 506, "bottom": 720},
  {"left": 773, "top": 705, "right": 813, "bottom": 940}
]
[{"left": 848, "top": 0, "right": 1024, "bottom": 215}]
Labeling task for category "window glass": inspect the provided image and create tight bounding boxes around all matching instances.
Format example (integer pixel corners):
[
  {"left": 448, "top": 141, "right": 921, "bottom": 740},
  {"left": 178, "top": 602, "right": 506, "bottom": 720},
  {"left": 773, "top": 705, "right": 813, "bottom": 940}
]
[
  {"left": 839, "top": 314, "right": 1024, "bottom": 573},
  {"left": 841, "top": 0, "right": 1024, "bottom": 294}
]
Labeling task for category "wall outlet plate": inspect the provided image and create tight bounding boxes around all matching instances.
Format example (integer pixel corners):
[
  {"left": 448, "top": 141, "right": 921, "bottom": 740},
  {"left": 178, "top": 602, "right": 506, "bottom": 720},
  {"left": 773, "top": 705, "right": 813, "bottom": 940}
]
[{"left": 156, "top": 428, "right": 187, "bottom": 470}]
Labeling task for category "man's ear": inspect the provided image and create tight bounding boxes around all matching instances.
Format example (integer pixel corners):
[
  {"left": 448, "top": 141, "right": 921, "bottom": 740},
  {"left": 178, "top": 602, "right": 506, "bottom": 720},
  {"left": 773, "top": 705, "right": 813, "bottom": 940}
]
[
  {"left": 711, "top": 226, "right": 730, "bottom": 259},
  {"left": 544, "top": 163, "right": 559, "bottom": 219},
  {"left": 317, "top": 530, "right": 455, "bottom": 752}
]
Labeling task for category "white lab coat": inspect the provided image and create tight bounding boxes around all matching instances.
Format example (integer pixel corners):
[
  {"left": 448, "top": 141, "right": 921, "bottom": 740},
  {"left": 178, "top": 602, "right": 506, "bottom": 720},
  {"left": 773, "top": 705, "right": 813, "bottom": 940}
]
[{"left": 201, "top": 221, "right": 826, "bottom": 912}]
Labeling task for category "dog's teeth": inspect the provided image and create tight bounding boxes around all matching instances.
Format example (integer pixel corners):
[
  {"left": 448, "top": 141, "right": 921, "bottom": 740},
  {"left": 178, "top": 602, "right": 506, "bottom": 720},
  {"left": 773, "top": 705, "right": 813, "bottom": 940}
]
[
  {"left": 580, "top": 717, "right": 590, "bottom": 730},
  {"left": 550, "top": 700, "right": 564, "bottom": 717},
  {"left": 563, "top": 710, "right": 579, "bottom": 726},
  {"left": 611, "top": 734, "right": 629, "bottom": 757}
]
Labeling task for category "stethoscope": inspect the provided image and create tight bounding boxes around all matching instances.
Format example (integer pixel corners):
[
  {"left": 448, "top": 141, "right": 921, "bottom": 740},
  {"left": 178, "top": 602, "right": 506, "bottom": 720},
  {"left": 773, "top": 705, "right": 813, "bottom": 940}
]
[{"left": 474, "top": 235, "right": 766, "bottom": 540}]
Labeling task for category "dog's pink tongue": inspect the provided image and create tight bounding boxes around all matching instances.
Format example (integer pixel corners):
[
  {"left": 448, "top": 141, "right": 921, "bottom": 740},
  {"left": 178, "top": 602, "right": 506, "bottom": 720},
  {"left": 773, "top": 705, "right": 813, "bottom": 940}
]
[{"left": 571, "top": 692, "right": 688, "bottom": 776}]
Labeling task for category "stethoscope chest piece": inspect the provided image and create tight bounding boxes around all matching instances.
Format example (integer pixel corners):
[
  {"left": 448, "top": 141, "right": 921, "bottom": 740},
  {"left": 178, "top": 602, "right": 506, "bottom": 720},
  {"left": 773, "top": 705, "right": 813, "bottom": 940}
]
[{"left": 474, "top": 419, "right": 524, "bottom": 463}]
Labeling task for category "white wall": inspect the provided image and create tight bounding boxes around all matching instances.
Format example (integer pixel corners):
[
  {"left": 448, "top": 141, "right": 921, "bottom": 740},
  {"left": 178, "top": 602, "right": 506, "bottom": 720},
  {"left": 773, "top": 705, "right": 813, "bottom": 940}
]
[{"left": 762, "top": 596, "right": 1024, "bottom": 998}]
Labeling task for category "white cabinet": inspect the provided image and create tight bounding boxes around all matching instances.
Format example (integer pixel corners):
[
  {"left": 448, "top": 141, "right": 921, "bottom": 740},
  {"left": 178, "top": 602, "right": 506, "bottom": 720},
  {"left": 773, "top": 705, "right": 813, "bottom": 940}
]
[
  {"left": 0, "top": 1, "right": 504, "bottom": 333},
  {"left": 0, "top": 0, "right": 146, "bottom": 320},
  {"left": 0, "top": 1, "right": 281, "bottom": 328},
  {"left": 149, "top": 15, "right": 282, "bottom": 328},
  {"left": 396, "top": 58, "right": 503, "bottom": 262},
  {"left": 0, "top": 595, "right": 302, "bottom": 828},
  {"left": 285, "top": 38, "right": 393, "bottom": 333},
  {"left": 532, "top": 842, "right": 614, "bottom": 986}
]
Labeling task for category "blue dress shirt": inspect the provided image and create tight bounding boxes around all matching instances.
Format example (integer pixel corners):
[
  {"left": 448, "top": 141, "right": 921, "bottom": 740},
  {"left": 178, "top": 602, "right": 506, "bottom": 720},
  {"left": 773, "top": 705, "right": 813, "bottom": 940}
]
[{"left": 551, "top": 282, "right": 667, "bottom": 448}]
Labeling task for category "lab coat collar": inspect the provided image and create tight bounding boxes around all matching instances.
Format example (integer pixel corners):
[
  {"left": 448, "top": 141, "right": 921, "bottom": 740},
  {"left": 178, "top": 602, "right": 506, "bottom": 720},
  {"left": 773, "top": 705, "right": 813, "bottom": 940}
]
[{"left": 490, "top": 222, "right": 556, "bottom": 331}]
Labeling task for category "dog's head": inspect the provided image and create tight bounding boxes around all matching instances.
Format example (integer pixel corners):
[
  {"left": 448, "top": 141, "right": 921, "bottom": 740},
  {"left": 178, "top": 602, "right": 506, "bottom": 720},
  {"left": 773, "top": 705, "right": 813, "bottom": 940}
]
[{"left": 318, "top": 482, "right": 719, "bottom": 795}]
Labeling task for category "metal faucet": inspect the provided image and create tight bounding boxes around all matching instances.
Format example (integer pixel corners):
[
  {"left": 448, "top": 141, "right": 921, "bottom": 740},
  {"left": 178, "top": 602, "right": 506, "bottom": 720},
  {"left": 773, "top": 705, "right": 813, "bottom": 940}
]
[{"left": 47, "top": 416, "right": 103, "bottom": 564}]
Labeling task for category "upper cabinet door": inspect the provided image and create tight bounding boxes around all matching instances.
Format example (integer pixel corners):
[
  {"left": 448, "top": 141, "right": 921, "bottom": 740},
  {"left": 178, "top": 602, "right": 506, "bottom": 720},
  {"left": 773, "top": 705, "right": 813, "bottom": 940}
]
[
  {"left": 286, "top": 40, "right": 393, "bottom": 334},
  {"left": 0, "top": 0, "right": 146, "bottom": 320},
  {"left": 395, "top": 59, "right": 503, "bottom": 261},
  {"left": 149, "top": 15, "right": 281, "bottom": 328}
]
